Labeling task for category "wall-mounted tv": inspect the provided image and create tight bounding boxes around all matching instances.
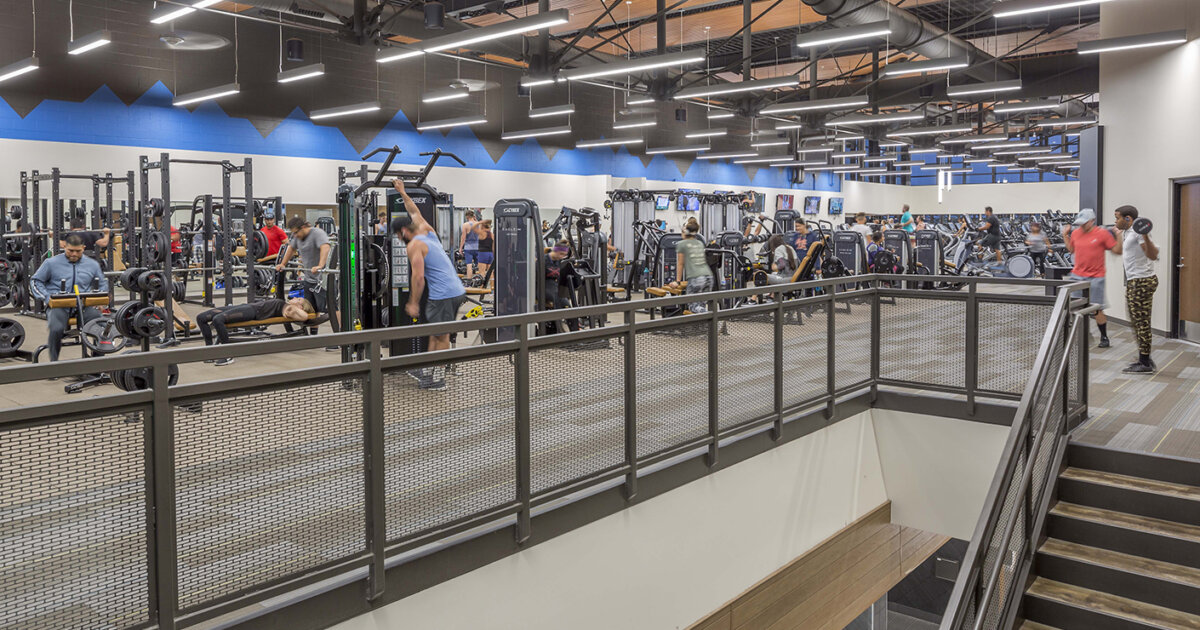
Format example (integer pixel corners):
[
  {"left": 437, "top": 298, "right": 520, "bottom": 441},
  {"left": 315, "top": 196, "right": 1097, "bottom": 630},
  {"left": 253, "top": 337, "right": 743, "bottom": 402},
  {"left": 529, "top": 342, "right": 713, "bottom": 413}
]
[
  {"left": 828, "top": 197, "right": 844, "bottom": 215},
  {"left": 776, "top": 194, "right": 794, "bottom": 211},
  {"left": 655, "top": 195, "right": 671, "bottom": 211},
  {"left": 803, "top": 196, "right": 821, "bottom": 215},
  {"left": 751, "top": 192, "right": 766, "bottom": 214},
  {"left": 677, "top": 189, "right": 701, "bottom": 211}
]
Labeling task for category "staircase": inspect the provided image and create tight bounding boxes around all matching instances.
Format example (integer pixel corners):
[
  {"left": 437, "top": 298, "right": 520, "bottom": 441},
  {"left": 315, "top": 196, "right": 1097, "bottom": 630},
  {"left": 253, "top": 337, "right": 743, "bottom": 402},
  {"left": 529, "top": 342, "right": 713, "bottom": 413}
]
[{"left": 1020, "top": 443, "right": 1200, "bottom": 630}]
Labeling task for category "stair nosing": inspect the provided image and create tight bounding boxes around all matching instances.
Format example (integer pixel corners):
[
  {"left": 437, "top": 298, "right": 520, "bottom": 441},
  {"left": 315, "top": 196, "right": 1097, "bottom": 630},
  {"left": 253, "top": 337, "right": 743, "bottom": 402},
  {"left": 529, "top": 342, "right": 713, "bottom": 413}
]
[
  {"left": 1050, "top": 502, "right": 1200, "bottom": 544},
  {"left": 1026, "top": 577, "right": 1200, "bottom": 630},
  {"left": 1061, "top": 467, "right": 1200, "bottom": 501},
  {"left": 1038, "top": 538, "right": 1200, "bottom": 589}
]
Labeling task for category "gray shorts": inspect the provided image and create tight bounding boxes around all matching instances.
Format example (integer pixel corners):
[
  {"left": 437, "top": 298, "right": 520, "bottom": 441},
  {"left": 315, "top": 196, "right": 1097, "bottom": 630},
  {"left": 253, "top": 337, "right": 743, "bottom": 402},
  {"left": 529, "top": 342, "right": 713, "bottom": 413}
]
[
  {"left": 1068, "top": 274, "right": 1108, "bottom": 310},
  {"left": 426, "top": 294, "right": 466, "bottom": 324}
]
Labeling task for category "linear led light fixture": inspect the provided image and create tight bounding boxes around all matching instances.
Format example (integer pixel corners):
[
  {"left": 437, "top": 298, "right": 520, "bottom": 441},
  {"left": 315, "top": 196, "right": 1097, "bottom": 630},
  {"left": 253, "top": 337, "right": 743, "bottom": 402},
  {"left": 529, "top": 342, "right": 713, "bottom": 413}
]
[
  {"left": 416, "top": 115, "right": 488, "bottom": 130},
  {"left": 173, "top": 82, "right": 239, "bottom": 106},
  {"left": 946, "top": 79, "right": 1023, "bottom": 97},
  {"left": 944, "top": 168, "right": 974, "bottom": 174},
  {"left": 804, "top": 164, "right": 849, "bottom": 171},
  {"left": 993, "top": 99, "right": 1063, "bottom": 114},
  {"left": 422, "top": 88, "right": 468, "bottom": 103},
  {"left": 627, "top": 97, "right": 655, "bottom": 105},
  {"left": 674, "top": 76, "right": 799, "bottom": 100},
  {"left": 646, "top": 144, "right": 709, "bottom": 155},
  {"left": 796, "top": 145, "right": 836, "bottom": 154},
  {"left": 987, "top": 163, "right": 1011, "bottom": 168},
  {"left": 0, "top": 55, "right": 38, "bottom": 84},
  {"left": 832, "top": 151, "right": 867, "bottom": 158},
  {"left": 561, "top": 51, "right": 705, "bottom": 82},
  {"left": 922, "top": 163, "right": 958, "bottom": 170},
  {"left": 975, "top": 141, "right": 1030, "bottom": 150},
  {"left": 833, "top": 166, "right": 865, "bottom": 173},
  {"left": 994, "top": 0, "right": 1114, "bottom": 19},
  {"left": 151, "top": 0, "right": 220, "bottom": 24},
  {"left": 1079, "top": 29, "right": 1188, "bottom": 54},
  {"left": 1007, "top": 167, "right": 1037, "bottom": 172},
  {"left": 834, "top": 133, "right": 866, "bottom": 141},
  {"left": 893, "top": 160, "right": 926, "bottom": 167},
  {"left": 613, "top": 117, "right": 656, "bottom": 130},
  {"left": 685, "top": 128, "right": 727, "bottom": 139},
  {"left": 310, "top": 101, "right": 381, "bottom": 120},
  {"left": 940, "top": 133, "right": 1008, "bottom": 144},
  {"left": 878, "top": 139, "right": 909, "bottom": 147},
  {"left": 863, "top": 156, "right": 898, "bottom": 162},
  {"left": 521, "top": 76, "right": 556, "bottom": 88},
  {"left": 576, "top": 137, "right": 643, "bottom": 148},
  {"left": 697, "top": 151, "right": 759, "bottom": 160},
  {"left": 528, "top": 104, "right": 575, "bottom": 118},
  {"left": 751, "top": 140, "right": 790, "bottom": 148},
  {"left": 772, "top": 160, "right": 830, "bottom": 167},
  {"left": 708, "top": 110, "right": 735, "bottom": 120},
  {"left": 377, "top": 45, "right": 423, "bottom": 63},
  {"left": 278, "top": 63, "right": 325, "bottom": 84},
  {"left": 760, "top": 95, "right": 869, "bottom": 115},
  {"left": 734, "top": 155, "right": 794, "bottom": 164},
  {"left": 853, "top": 168, "right": 890, "bottom": 175},
  {"left": 965, "top": 157, "right": 996, "bottom": 163},
  {"left": 501, "top": 125, "right": 572, "bottom": 141},
  {"left": 1020, "top": 154, "right": 1073, "bottom": 161},
  {"left": 429, "top": 9, "right": 567, "bottom": 54},
  {"left": 827, "top": 111, "right": 926, "bottom": 126},
  {"left": 883, "top": 56, "right": 970, "bottom": 77},
  {"left": 993, "top": 147, "right": 1053, "bottom": 156},
  {"left": 887, "top": 124, "right": 972, "bottom": 138},
  {"left": 1040, "top": 159, "right": 1081, "bottom": 164},
  {"left": 795, "top": 20, "right": 892, "bottom": 48},
  {"left": 775, "top": 122, "right": 803, "bottom": 130},
  {"left": 908, "top": 147, "right": 943, "bottom": 154},
  {"left": 1037, "top": 116, "right": 1097, "bottom": 127},
  {"left": 68, "top": 30, "right": 112, "bottom": 55}
]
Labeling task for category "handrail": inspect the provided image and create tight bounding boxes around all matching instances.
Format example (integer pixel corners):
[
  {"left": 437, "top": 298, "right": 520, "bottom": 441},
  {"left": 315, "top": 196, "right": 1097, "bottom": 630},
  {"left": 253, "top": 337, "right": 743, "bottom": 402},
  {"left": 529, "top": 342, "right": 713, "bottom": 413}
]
[{"left": 941, "top": 281, "right": 1091, "bottom": 630}]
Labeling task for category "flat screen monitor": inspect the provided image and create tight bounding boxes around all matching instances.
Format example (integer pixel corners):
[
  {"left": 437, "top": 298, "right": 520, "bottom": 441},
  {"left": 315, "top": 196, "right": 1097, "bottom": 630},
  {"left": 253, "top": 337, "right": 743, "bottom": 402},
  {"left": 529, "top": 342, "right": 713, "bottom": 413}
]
[
  {"left": 776, "top": 194, "right": 794, "bottom": 211},
  {"left": 752, "top": 192, "right": 765, "bottom": 214},
  {"left": 655, "top": 195, "right": 670, "bottom": 211},
  {"left": 803, "top": 196, "right": 821, "bottom": 215},
  {"left": 677, "top": 189, "right": 701, "bottom": 211},
  {"left": 828, "top": 197, "right": 844, "bottom": 215}
]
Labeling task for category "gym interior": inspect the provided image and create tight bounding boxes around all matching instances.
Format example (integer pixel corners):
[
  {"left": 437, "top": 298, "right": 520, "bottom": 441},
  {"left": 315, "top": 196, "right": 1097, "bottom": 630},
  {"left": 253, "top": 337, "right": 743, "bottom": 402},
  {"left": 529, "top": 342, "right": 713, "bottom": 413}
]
[{"left": 1, "top": 1, "right": 1198, "bottom": 629}]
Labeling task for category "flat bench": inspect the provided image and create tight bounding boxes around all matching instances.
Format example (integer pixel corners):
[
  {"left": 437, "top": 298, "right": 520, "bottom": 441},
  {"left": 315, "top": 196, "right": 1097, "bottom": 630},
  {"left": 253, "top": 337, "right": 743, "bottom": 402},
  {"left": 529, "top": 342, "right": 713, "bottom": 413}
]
[{"left": 226, "top": 313, "right": 327, "bottom": 330}]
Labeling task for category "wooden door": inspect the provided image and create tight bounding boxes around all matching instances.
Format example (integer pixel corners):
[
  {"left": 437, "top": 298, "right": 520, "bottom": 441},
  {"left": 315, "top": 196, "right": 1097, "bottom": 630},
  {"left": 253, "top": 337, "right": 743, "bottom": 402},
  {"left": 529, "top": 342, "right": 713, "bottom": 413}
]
[{"left": 1181, "top": 184, "right": 1200, "bottom": 324}]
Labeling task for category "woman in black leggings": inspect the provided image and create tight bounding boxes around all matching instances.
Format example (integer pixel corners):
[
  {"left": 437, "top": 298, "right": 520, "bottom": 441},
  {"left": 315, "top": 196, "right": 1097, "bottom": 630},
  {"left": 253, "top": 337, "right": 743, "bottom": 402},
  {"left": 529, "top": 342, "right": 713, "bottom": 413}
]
[{"left": 197, "top": 297, "right": 314, "bottom": 364}]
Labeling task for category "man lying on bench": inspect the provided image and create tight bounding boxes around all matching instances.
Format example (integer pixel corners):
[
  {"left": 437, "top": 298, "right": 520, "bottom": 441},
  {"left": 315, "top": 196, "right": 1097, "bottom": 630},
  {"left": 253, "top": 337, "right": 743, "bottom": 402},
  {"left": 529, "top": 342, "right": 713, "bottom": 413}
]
[{"left": 196, "top": 298, "right": 315, "bottom": 365}]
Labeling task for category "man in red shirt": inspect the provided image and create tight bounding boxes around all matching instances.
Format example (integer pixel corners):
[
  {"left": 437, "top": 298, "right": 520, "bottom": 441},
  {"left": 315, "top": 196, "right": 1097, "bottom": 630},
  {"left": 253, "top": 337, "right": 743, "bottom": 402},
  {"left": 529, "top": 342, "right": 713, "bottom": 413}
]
[
  {"left": 169, "top": 226, "right": 184, "bottom": 267},
  {"left": 260, "top": 209, "right": 288, "bottom": 260},
  {"left": 1062, "top": 208, "right": 1116, "bottom": 347}
]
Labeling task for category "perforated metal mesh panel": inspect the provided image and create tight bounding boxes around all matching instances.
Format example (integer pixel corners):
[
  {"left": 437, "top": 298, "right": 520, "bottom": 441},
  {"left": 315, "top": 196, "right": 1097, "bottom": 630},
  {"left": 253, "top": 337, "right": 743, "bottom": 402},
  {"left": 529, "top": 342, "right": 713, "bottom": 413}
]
[
  {"left": 636, "top": 322, "right": 709, "bottom": 458},
  {"left": 977, "top": 302, "right": 1054, "bottom": 394},
  {"left": 879, "top": 297, "right": 967, "bottom": 388},
  {"left": 782, "top": 303, "right": 827, "bottom": 409},
  {"left": 717, "top": 311, "right": 776, "bottom": 430},
  {"left": 0, "top": 411, "right": 148, "bottom": 630},
  {"left": 834, "top": 297, "right": 872, "bottom": 390},
  {"left": 530, "top": 340, "right": 625, "bottom": 494},
  {"left": 978, "top": 449, "right": 1026, "bottom": 630},
  {"left": 1067, "top": 327, "right": 1084, "bottom": 412},
  {"left": 383, "top": 354, "right": 516, "bottom": 541},
  {"left": 174, "top": 380, "right": 365, "bottom": 610}
]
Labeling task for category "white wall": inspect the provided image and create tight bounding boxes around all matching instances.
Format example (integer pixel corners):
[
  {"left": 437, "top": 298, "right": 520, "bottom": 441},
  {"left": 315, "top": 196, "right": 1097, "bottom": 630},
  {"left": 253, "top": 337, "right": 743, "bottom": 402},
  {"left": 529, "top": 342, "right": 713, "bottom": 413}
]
[
  {"left": 870, "top": 410, "right": 1011, "bottom": 541},
  {"left": 1098, "top": 0, "right": 1200, "bottom": 329},
  {"left": 842, "top": 179, "right": 1080, "bottom": 218},
  {"left": 332, "top": 414, "right": 888, "bottom": 630}
]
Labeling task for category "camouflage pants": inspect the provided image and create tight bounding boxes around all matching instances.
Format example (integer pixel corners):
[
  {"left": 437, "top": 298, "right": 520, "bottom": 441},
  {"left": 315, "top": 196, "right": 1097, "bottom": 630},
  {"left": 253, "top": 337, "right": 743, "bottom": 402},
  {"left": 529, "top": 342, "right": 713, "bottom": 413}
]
[{"left": 1125, "top": 276, "right": 1158, "bottom": 355}]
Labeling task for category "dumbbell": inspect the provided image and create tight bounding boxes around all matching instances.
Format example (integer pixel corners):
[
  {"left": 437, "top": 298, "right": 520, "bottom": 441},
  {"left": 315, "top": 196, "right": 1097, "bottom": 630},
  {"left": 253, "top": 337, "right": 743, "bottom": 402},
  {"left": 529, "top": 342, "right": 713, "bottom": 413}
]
[{"left": 1132, "top": 217, "right": 1153, "bottom": 235}]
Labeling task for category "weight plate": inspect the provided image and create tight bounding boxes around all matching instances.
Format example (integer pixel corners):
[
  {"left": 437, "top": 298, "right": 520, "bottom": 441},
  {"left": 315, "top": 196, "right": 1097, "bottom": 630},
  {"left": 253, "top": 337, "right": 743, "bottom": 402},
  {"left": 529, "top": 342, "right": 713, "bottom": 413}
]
[
  {"left": 0, "top": 317, "right": 25, "bottom": 354},
  {"left": 9, "top": 261, "right": 25, "bottom": 281},
  {"left": 80, "top": 317, "right": 129, "bottom": 355},
  {"left": 8, "top": 206, "right": 22, "bottom": 221},
  {"left": 0, "top": 284, "right": 10, "bottom": 309},
  {"left": 137, "top": 270, "right": 168, "bottom": 301},
  {"left": 148, "top": 198, "right": 166, "bottom": 218},
  {"left": 132, "top": 306, "right": 168, "bottom": 339},
  {"left": 1133, "top": 217, "right": 1153, "bottom": 235},
  {"left": 11, "top": 284, "right": 27, "bottom": 308},
  {"left": 147, "top": 231, "right": 170, "bottom": 264},
  {"left": 249, "top": 230, "right": 269, "bottom": 260},
  {"left": 113, "top": 301, "right": 141, "bottom": 338}
]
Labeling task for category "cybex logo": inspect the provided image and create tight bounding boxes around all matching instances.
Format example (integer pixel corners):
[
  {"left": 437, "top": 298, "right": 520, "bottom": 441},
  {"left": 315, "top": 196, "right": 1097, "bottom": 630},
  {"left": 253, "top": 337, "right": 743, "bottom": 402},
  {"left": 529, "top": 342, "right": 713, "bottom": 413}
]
[{"left": 497, "top": 206, "right": 524, "bottom": 216}]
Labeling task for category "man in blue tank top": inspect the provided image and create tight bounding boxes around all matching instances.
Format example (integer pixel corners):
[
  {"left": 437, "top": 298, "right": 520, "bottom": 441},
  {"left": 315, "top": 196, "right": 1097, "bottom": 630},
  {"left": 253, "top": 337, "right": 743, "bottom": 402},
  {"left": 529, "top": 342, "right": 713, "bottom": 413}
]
[{"left": 391, "top": 180, "right": 467, "bottom": 389}]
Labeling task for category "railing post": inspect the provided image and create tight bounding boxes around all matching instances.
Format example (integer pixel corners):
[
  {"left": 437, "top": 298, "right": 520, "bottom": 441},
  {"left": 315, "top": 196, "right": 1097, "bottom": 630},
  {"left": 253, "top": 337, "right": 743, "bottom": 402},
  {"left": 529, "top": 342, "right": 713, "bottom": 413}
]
[
  {"left": 364, "top": 341, "right": 386, "bottom": 600},
  {"left": 707, "top": 297, "right": 720, "bottom": 467},
  {"left": 773, "top": 290, "right": 784, "bottom": 440},
  {"left": 149, "top": 363, "right": 177, "bottom": 630},
  {"left": 869, "top": 279, "right": 880, "bottom": 404},
  {"left": 515, "top": 323, "right": 532, "bottom": 543},
  {"left": 825, "top": 283, "right": 836, "bottom": 420},
  {"left": 965, "top": 283, "right": 979, "bottom": 416},
  {"left": 623, "top": 310, "right": 638, "bottom": 499}
]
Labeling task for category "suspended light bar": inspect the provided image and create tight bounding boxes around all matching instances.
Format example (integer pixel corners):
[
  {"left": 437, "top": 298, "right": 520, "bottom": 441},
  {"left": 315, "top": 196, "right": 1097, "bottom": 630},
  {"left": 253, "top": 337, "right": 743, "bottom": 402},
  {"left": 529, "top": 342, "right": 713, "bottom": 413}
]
[
  {"left": 278, "top": 63, "right": 325, "bottom": 84},
  {"left": 803, "top": 164, "right": 848, "bottom": 171},
  {"left": 771, "top": 160, "right": 830, "bottom": 167},
  {"left": 528, "top": 103, "right": 575, "bottom": 118},
  {"left": 993, "top": 99, "right": 1063, "bottom": 114},
  {"left": 426, "top": 10, "right": 567, "bottom": 54},
  {"left": 751, "top": 139, "right": 790, "bottom": 148},
  {"left": 1020, "top": 154, "right": 1074, "bottom": 161},
  {"left": 833, "top": 165, "right": 865, "bottom": 173},
  {"left": 734, "top": 155, "right": 794, "bottom": 164},
  {"left": 627, "top": 97, "right": 655, "bottom": 105},
  {"left": 310, "top": 101, "right": 381, "bottom": 120},
  {"left": 1079, "top": 29, "right": 1188, "bottom": 54},
  {"left": 965, "top": 157, "right": 996, "bottom": 163},
  {"left": 150, "top": 0, "right": 220, "bottom": 24},
  {"left": 893, "top": 160, "right": 926, "bottom": 167},
  {"left": 775, "top": 122, "right": 803, "bottom": 130},
  {"left": 708, "top": 110, "right": 735, "bottom": 120},
  {"left": 173, "top": 82, "right": 239, "bottom": 107},
  {"left": 377, "top": 45, "right": 424, "bottom": 64},
  {"left": 908, "top": 148, "right": 943, "bottom": 154},
  {"left": 416, "top": 115, "right": 488, "bottom": 130},
  {"left": 1037, "top": 116, "right": 1098, "bottom": 127},
  {"left": 795, "top": 20, "right": 892, "bottom": 48},
  {"left": 946, "top": 79, "right": 1023, "bottom": 97},
  {"left": 760, "top": 95, "right": 869, "bottom": 115},
  {"left": 863, "top": 156, "right": 898, "bottom": 162},
  {"left": 698, "top": 151, "right": 759, "bottom": 160},
  {"left": 561, "top": 51, "right": 705, "bottom": 82},
  {"left": 987, "top": 163, "right": 1013, "bottom": 168},
  {"left": 674, "top": 76, "right": 799, "bottom": 100},
  {"left": 835, "top": 133, "right": 866, "bottom": 141},
  {"left": 0, "top": 55, "right": 38, "bottom": 84},
  {"left": 685, "top": 128, "right": 727, "bottom": 139},
  {"left": 994, "top": 0, "right": 1115, "bottom": 19},
  {"left": 520, "top": 76, "right": 556, "bottom": 88},
  {"left": 886, "top": 124, "right": 972, "bottom": 138},
  {"left": 975, "top": 141, "right": 1031, "bottom": 150},
  {"left": 67, "top": 30, "right": 113, "bottom": 55},
  {"left": 422, "top": 88, "right": 468, "bottom": 103},
  {"left": 646, "top": 144, "right": 709, "bottom": 155},
  {"left": 501, "top": 124, "right": 572, "bottom": 141},
  {"left": 853, "top": 168, "right": 890, "bottom": 175},
  {"left": 576, "top": 136, "right": 643, "bottom": 148},
  {"left": 944, "top": 168, "right": 974, "bottom": 174},
  {"left": 796, "top": 145, "right": 836, "bottom": 154},
  {"left": 883, "top": 56, "right": 970, "bottom": 77},
  {"left": 826, "top": 111, "right": 926, "bottom": 126},
  {"left": 993, "top": 147, "right": 1054, "bottom": 156},
  {"left": 940, "top": 133, "right": 1008, "bottom": 144},
  {"left": 878, "top": 139, "right": 908, "bottom": 148},
  {"left": 613, "top": 116, "right": 656, "bottom": 130},
  {"left": 832, "top": 151, "right": 867, "bottom": 158}
]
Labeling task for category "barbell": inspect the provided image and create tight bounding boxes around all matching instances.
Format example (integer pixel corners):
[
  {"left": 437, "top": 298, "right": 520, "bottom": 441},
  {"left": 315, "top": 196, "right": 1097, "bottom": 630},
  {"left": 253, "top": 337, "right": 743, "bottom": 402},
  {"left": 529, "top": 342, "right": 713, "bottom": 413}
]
[{"left": 1132, "top": 217, "right": 1153, "bottom": 235}]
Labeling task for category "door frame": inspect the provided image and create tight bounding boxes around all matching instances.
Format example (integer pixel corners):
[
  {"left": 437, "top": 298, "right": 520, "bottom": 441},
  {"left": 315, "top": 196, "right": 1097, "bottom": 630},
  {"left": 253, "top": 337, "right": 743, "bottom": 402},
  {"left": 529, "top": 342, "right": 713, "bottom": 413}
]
[{"left": 1170, "top": 176, "right": 1200, "bottom": 338}]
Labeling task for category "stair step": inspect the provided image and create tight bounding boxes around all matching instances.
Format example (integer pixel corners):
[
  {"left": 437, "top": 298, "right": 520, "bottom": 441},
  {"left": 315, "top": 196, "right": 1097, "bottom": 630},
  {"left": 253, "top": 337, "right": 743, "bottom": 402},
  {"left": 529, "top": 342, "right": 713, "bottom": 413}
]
[
  {"left": 1059, "top": 468, "right": 1200, "bottom": 525},
  {"left": 1068, "top": 442, "right": 1200, "bottom": 487},
  {"left": 1025, "top": 577, "right": 1200, "bottom": 630},
  {"left": 1047, "top": 503, "right": 1200, "bottom": 569},
  {"left": 1020, "top": 622, "right": 1060, "bottom": 630},
  {"left": 1061, "top": 468, "right": 1200, "bottom": 501},
  {"left": 1037, "top": 538, "right": 1200, "bottom": 615}
]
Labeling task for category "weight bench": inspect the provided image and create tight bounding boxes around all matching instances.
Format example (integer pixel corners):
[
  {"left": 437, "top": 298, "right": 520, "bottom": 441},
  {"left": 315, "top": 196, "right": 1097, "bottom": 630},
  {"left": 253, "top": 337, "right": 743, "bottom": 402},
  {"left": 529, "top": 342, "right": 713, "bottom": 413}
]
[{"left": 223, "top": 312, "right": 328, "bottom": 340}]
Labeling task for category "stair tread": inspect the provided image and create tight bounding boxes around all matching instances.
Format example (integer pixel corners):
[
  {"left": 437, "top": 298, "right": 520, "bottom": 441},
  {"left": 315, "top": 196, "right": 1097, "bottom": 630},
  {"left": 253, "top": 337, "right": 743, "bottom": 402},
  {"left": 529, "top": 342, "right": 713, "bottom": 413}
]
[
  {"left": 1026, "top": 577, "right": 1200, "bottom": 630},
  {"left": 1062, "top": 467, "right": 1200, "bottom": 501},
  {"left": 1051, "top": 502, "right": 1200, "bottom": 543},
  {"left": 1020, "top": 622, "right": 1060, "bottom": 630},
  {"left": 1040, "top": 538, "right": 1200, "bottom": 588}
]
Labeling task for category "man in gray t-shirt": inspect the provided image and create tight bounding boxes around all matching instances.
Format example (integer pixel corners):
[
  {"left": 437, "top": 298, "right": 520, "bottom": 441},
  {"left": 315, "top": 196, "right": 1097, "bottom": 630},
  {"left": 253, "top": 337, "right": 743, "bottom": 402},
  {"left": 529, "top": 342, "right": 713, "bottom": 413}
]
[{"left": 276, "top": 218, "right": 332, "bottom": 314}]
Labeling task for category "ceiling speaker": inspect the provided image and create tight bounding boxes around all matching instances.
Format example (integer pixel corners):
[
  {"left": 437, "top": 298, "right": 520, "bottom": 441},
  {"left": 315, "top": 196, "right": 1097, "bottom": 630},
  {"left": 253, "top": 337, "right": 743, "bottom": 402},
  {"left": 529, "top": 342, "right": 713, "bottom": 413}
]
[
  {"left": 425, "top": 2, "right": 446, "bottom": 29},
  {"left": 675, "top": 108, "right": 687, "bottom": 122},
  {"left": 285, "top": 38, "right": 303, "bottom": 62}
]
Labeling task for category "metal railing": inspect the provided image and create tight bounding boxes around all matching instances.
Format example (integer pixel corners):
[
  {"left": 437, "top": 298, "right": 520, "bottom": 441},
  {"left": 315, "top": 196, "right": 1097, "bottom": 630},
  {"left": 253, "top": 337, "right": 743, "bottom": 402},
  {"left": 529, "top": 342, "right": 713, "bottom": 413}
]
[
  {"left": 0, "top": 275, "right": 1070, "bottom": 630},
  {"left": 940, "top": 280, "right": 1092, "bottom": 630}
]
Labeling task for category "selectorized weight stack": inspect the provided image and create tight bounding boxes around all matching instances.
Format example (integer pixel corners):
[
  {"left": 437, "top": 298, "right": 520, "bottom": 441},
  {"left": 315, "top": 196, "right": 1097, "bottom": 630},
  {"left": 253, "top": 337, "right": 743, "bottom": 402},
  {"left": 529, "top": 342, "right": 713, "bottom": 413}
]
[{"left": 493, "top": 199, "right": 542, "bottom": 342}]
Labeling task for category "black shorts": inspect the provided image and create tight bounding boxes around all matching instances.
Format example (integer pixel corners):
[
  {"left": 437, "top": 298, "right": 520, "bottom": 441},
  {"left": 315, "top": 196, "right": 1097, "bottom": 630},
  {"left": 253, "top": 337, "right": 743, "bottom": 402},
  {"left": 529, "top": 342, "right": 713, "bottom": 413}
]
[
  {"left": 982, "top": 234, "right": 1001, "bottom": 249},
  {"left": 426, "top": 294, "right": 466, "bottom": 324}
]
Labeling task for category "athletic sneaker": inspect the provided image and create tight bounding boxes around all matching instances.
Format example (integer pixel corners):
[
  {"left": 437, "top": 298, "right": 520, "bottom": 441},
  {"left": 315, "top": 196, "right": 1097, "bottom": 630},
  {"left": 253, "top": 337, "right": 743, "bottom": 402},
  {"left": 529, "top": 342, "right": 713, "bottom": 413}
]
[
  {"left": 1097, "top": 338, "right": 1111, "bottom": 348},
  {"left": 407, "top": 368, "right": 428, "bottom": 383},
  {"left": 1122, "top": 362, "right": 1155, "bottom": 375},
  {"left": 215, "top": 357, "right": 236, "bottom": 366}
]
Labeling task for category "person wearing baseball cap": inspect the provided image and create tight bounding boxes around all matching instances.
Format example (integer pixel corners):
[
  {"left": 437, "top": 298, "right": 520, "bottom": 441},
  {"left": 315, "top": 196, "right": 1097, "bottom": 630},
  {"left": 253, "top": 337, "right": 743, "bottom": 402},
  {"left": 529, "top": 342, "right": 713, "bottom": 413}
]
[
  {"left": 1062, "top": 208, "right": 1117, "bottom": 347},
  {"left": 260, "top": 207, "right": 288, "bottom": 260}
]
